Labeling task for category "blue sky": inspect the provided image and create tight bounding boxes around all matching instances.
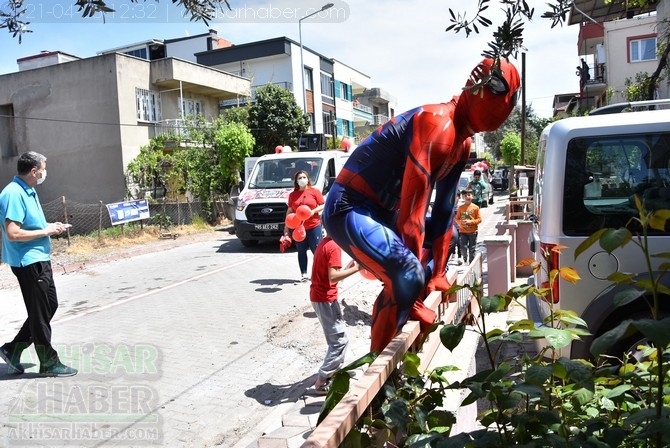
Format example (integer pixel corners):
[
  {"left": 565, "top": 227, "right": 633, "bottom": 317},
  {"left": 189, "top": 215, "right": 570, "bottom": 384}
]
[{"left": 0, "top": 0, "right": 581, "bottom": 118}]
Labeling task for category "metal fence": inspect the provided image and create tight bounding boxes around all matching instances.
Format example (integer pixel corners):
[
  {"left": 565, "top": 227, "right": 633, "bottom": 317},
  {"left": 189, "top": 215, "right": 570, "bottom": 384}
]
[{"left": 42, "top": 197, "right": 210, "bottom": 236}]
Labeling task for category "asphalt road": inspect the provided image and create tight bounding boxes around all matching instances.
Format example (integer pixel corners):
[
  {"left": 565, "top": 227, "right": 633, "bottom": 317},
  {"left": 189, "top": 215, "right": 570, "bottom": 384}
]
[{"left": 0, "top": 230, "right": 374, "bottom": 447}]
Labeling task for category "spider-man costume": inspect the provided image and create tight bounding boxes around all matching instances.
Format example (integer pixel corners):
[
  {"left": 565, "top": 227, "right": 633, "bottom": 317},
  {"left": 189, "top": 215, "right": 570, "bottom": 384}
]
[{"left": 322, "top": 58, "right": 520, "bottom": 353}]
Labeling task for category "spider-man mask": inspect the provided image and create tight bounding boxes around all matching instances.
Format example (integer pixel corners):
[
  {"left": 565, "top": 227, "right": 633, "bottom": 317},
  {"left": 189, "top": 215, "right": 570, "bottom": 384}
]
[{"left": 459, "top": 58, "right": 520, "bottom": 133}]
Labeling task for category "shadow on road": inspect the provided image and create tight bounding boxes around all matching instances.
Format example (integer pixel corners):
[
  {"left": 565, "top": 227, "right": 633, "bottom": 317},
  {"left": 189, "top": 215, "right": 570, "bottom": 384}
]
[{"left": 245, "top": 376, "right": 316, "bottom": 407}]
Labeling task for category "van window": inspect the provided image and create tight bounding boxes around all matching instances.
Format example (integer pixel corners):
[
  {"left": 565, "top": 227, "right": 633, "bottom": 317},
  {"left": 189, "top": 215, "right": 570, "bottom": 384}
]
[
  {"left": 563, "top": 132, "right": 670, "bottom": 235},
  {"left": 247, "top": 158, "right": 323, "bottom": 189}
]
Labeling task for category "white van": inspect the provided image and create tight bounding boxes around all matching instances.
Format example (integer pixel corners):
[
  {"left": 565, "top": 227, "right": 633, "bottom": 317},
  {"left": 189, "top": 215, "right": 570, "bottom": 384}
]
[
  {"left": 527, "top": 100, "right": 670, "bottom": 359},
  {"left": 233, "top": 150, "right": 350, "bottom": 247}
]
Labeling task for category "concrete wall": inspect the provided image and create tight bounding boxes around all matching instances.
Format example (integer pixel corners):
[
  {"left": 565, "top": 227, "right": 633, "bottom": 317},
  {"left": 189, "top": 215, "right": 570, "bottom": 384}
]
[
  {"left": 0, "top": 53, "right": 126, "bottom": 204},
  {"left": 0, "top": 52, "right": 251, "bottom": 205},
  {"left": 605, "top": 15, "right": 657, "bottom": 103}
]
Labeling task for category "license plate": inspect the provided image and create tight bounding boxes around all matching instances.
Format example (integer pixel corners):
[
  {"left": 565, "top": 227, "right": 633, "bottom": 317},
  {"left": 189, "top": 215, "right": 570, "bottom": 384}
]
[{"left": 255, "top": 224, "right": 279, "bottom": 230}]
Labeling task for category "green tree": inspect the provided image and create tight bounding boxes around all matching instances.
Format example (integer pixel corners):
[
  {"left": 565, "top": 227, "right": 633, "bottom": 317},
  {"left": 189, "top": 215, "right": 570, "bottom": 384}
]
[
  {"left": 2, "top": 0, "right": 231, "bottom": 42},
  {"left": 213, "top": 120, "right": 254, "bottom": 186},
  {"left": 220, "top": 106, "right": 250, "bottom": 127},
  {"left": 247, "top": 83, "right": 309, "bottom": 156},
  {"left": 126, "top": 116, "right": 253, "bottom": 207},
  {"left": 500, "top": 130, "right": 521, "bottom": 167},
  {"left": 483, "top": 104, "right": 547, "bottom": 165}
]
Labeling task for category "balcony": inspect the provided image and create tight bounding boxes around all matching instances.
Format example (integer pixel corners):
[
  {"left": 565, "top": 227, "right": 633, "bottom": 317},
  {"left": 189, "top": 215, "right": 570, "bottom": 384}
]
[
  {"left": 154, "top": 119, "right": 190, "bottom": 139},
  {"left": 373, "top": 114, "right": 389, "bottom": 125},
  {"left": 220, "top": 81, "right": 292, "bottom": 108}
]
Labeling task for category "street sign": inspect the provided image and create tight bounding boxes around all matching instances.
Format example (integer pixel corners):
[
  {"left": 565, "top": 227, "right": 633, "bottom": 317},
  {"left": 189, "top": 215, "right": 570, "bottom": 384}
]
[{"left": 106, "top": 200, "right": 150, "bottom": 226}]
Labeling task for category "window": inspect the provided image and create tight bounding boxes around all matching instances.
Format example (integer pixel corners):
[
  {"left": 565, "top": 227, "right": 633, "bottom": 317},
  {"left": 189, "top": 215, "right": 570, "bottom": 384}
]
[
  {"left": 125, "top": 48, "right": 148, "bottom": 60},
  {"left": 136, "top": 88, "right": 161, "bottom": 122},
  {"left": 307, "top": 113, "right": 314, "bottom": 133},
  {"left": 303, "top": 67, "right": 313, "bottom": 91},
  {"left": 323, "top": 110, "right": 335, "bottom": 135},
  {"left": 338, "top": 82, "right": 352, "bottom": 101},
  {"left": 320, "top": 73, "right": 334, "bottom": 98},
  {"left": 629, "top": 36, "right": 657, "bottom": 62},
  {"left": 0, "top": 104, "right": 16, "bottom": 158},
  {"left": 563, "top": 133, "right": 670, "bottom": 236},
  {"left": 179, "top": 98, "right": 203, "bottom": 117}
]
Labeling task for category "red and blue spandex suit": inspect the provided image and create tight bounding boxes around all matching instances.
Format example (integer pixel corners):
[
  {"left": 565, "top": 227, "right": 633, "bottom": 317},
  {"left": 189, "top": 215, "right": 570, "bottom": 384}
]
[{"left": 322, "top": 58, "right": 520, "bottom": 352}]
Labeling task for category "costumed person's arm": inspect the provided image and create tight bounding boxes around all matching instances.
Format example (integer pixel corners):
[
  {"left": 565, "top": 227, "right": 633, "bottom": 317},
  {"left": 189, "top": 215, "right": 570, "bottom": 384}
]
[
  {"left": 425, "top": 169, "right": 464, "bottom": 293},
  {"left": 396, "top": 108, "right": 458, "bottom": 257}
]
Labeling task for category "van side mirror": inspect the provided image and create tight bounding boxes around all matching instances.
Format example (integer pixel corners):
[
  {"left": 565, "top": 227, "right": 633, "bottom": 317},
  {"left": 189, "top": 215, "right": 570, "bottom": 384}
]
[{"left": 238, "top": 181, "right": 244, "bottom": 190}]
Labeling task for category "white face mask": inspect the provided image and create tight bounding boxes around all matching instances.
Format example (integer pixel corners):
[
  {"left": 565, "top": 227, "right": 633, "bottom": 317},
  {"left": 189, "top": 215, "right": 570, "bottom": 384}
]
[
  {"left": 297, "top": 178, "right": 308, "bottom": 187},
  {"left": 36, "top": 169, "right": 47, "bottom": 185}
]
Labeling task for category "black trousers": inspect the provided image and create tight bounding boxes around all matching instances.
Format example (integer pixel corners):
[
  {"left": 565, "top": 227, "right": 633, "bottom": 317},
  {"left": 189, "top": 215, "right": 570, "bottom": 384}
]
[{"left": 7, "top": 261, "right": 59, "bottom": 366}]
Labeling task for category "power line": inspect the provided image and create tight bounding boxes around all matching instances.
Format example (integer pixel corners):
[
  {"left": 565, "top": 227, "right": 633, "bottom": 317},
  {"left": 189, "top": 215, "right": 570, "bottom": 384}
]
[{"left": 0, "top": 113, "right": 142, "bottom": 128}]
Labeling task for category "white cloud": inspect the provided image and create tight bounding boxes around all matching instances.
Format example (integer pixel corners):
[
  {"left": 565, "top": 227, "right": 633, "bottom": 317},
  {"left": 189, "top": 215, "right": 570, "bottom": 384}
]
[{"left": 0, "top": 0, "right": 581, "bottom": 117}]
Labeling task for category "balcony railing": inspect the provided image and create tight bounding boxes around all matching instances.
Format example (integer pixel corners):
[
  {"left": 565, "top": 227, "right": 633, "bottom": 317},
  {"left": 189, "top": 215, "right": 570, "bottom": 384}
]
[
  {"left": 353, "top": 103, "right": 372, "bottom": 113},
  {"left": 154, "top": 119, "right": 191, "bottom": 139},
  {"left": 373, "top": 114, "right": 389, "bottom": 125}
]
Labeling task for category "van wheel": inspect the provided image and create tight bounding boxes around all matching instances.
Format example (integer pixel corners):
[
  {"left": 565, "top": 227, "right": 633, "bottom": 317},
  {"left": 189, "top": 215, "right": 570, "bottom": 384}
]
[{"left": 240, "top": 239, "right": 259, "bottom": 247}]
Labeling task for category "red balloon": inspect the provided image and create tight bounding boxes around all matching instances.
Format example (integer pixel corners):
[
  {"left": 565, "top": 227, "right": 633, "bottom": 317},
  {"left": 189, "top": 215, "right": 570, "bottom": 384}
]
[
  {"left": 296, "top": 204, "right": 311, "bottom": 221},
  {"left": 360, "top": 269, "right": 377, "bottom": 280},
  {"left": 341, "top": 138, "right": 352, "bottom": 151},
  {"left": 292, "top": 225, "right": 307, "bottom": 242},
  {"left": 275, "top": 145, "right": 283, "bottom": 154},
  {"left": 285, "top": 213, "right": 301, "bottom": 229}
]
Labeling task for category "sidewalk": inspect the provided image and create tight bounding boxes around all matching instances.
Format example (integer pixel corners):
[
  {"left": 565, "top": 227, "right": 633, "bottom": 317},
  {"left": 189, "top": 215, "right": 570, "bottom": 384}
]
[{"left": 250, "top": 192, "right": 524, "bottom": 447}]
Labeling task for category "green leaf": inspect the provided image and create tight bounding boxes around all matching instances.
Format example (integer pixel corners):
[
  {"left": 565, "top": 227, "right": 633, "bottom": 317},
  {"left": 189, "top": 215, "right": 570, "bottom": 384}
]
[
  {"left": 509, "top": 319, "right": 535, "bottom": 332},
  {"left": 633, "top": 317, "right": 670, "bottom": 348},
  {"left": 606, "top": 384, "right": 633, "bottom": 399},
  {"left": 528, "top": 327, "right": 574, "bottom": 349},
  {"left": 480, "top": 294, "right": 506, "bottom": 313},
  {"left": 524, "top": 364, "right": 554, "bottom": 385},
  {"left": 575, "top": 228, "right": 607, "bottom": 259},
  {"left": 402, "top": 352, "right": 421, "bottom": 377},
  {"left": 570, "top": 387, "right": 594, "bottom": 405},
  {"left": 600, "top": 228, "right": 632, "bottom": 253},
  {"left": 613, "top": 287, "right": 645, "bottom": 308},
  {"left": 591, "top": 320, "right": 637, "bottom": 357},
  {"left": 440, "top": 324, "right": 465, "bottom": 351}
]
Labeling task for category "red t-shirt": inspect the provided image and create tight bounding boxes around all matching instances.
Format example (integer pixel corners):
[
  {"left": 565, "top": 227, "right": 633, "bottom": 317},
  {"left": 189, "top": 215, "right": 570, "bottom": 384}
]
[
  {"left": 310, "top": 237, "right": 341, "bottom": 303},
  {"left": 288, "top": 187, "right": 325, "bottom": 230}
]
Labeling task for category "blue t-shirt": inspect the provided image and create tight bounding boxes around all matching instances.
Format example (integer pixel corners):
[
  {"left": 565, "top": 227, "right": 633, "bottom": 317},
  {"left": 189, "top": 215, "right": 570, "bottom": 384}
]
[{"left": 0, "top": 176, "right": 50, "bottom": 267}]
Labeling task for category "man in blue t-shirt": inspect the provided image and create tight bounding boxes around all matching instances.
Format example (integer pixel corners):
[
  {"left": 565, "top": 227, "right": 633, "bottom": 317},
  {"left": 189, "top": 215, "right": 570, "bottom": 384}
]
[{"left": 0, "top": 152, "right": 77, "bottom": 377}]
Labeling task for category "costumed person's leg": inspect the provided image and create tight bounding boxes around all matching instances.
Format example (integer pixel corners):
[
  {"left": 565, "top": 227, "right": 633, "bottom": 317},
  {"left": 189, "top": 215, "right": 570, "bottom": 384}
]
[{"left": 325, "top": 207, "right": 426, "bottom": 353}]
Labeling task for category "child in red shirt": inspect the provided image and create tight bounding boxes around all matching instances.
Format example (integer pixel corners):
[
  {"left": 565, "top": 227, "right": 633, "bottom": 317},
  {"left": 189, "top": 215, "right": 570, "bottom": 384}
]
[{"left": 310, "top": 237, "right": 359, "bottom": 394}]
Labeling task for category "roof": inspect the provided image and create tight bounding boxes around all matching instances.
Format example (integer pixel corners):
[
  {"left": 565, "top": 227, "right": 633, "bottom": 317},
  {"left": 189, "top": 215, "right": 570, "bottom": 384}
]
[
  {"left": 568, "top": 0, "right": 658, "bottom": 25},
  {"left": 17, "top": 50, "right": 81, "bottom": 62}
]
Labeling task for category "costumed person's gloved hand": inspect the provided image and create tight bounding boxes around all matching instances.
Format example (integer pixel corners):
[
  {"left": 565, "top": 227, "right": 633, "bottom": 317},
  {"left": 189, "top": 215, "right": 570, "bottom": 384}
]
[{"left": 427, "top": 275, "right": 452, "bottom": 295}]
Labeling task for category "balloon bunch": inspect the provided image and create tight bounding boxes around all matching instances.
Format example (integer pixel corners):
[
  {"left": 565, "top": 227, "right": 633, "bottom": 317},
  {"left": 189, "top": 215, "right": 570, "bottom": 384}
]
[{"left": 284, "top": 205, "right": 312, "bottom": 242}]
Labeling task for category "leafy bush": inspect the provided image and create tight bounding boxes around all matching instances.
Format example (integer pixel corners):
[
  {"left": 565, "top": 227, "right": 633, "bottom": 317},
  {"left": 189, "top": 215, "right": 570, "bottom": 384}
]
[{"left": 321, "top": 195, "right": 670, "bottom": 447}]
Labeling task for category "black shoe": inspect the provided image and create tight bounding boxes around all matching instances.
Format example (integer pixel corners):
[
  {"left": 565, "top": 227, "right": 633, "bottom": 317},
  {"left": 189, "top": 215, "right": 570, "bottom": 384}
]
[
  {"left": 39, "top": 361, "right": 77, "bottom": 377},
  {"left": 0, "top": 344, "right": 24, "bottom": 374}
]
